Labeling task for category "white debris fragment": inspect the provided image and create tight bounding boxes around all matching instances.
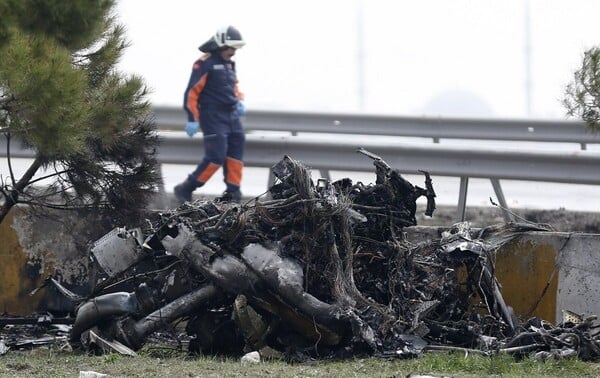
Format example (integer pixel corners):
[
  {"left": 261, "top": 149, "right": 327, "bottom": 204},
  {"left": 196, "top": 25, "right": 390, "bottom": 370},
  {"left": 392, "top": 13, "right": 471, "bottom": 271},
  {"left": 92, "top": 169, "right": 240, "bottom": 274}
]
[
  {"left": 0, "top": 341, "right": 9, "bottom": 355},
  {"left": 79, "top": 371, "right": 109, "bottom": 378},
  {"left": 241, "top": 350, "right": 260, "bottom": 363}
]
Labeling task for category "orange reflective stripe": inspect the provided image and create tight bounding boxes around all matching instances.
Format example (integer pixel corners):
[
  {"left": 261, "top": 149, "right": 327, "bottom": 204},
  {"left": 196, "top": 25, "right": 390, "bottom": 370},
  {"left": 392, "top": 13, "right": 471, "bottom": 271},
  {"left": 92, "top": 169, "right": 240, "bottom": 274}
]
[
  {"left": 186, "top": 73, "right": 208, "bottom": 121},
  {"left": 196, "top": 162, "right": 220, "bottom": 183},
  {"left": 225, "top": 157, "right": 243, "bottom": 186}
]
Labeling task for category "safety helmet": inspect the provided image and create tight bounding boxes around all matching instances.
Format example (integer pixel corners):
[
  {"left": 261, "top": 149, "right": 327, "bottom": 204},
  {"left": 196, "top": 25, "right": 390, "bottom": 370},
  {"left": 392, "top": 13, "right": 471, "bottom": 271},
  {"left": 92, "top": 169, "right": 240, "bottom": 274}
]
[
  {"left": 199, "top": 25, "right": 245, "bottom": 52},
  {"left": 215, "top": 26, "right": 245, "bottom": 49}
]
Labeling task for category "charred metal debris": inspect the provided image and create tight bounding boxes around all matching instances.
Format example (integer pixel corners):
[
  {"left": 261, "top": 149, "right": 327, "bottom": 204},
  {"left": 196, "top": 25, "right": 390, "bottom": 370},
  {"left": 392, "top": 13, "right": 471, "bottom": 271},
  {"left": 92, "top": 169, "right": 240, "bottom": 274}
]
[{"left": 3, "top": 150, "right": 600, "bottom": 361}]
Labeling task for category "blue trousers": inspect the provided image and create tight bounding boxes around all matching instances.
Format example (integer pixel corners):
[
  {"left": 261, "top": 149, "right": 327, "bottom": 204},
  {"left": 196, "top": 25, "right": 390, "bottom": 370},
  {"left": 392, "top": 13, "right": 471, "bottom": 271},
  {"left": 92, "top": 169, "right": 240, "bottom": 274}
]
[{"left": 187, "top": 107, "right": 245, "bottom": 192}]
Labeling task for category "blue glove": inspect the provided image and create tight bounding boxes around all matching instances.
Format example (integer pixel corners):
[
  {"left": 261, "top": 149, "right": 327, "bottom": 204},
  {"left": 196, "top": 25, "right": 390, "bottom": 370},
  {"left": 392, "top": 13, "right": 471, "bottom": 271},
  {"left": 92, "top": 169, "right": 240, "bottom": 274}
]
[
  {"left": 236, "top": 101, "right": 246, "bottom": 116},
  {"left": 185, "top": 121, "right": 200, "bottom": 137}
]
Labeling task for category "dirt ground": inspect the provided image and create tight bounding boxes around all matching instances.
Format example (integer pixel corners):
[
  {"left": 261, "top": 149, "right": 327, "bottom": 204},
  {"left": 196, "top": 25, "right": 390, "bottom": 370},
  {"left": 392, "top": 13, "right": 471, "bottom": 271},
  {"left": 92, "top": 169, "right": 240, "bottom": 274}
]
[{"left": 416, "top": 204, "right": 600, "bottom": 233}]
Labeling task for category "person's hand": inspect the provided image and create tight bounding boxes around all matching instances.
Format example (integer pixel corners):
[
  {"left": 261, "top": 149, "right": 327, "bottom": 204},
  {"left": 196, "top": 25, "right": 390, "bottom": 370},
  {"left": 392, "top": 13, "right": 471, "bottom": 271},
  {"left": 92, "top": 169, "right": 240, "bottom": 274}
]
[
  {"left": 185, "top": 121, "right": 200, "bottom": 137},
  {"left": 236, "top": 101, "right": 246, "bottom": 116}
]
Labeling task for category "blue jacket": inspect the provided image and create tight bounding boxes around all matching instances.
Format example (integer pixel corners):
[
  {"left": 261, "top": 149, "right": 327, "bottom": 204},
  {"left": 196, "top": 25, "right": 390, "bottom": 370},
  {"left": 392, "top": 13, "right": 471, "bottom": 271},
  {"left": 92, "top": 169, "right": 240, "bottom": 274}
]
[{"left": 183, "top": 52, "right": 244, "bottom": 122}]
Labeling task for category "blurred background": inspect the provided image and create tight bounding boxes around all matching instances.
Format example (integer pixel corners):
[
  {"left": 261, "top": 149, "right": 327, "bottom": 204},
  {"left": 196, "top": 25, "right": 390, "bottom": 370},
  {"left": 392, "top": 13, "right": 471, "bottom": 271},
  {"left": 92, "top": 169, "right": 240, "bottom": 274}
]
[
  {"left": 110, "top": 1, "right": 600, "bottom": 212},
  {"left": 115, "top": 0, "right": 600, "bottom": 118}
]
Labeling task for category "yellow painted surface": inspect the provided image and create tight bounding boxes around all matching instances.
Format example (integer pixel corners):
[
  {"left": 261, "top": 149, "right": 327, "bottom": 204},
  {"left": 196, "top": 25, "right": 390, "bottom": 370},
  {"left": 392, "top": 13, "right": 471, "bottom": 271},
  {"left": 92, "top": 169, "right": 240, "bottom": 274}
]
[
  {"left": 494, "top": 239, "right": 558, "bottom": 323},
  {"left": 0, "top": 209, "right": 46, "bottom": 314}
]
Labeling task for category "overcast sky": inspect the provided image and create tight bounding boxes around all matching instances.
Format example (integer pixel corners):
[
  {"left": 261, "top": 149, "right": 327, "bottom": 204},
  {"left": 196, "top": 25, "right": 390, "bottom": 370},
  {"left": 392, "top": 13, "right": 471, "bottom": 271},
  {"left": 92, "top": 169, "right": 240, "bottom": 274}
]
[{"left": 114, "top": 1, "right": 600, "bottom": 119}]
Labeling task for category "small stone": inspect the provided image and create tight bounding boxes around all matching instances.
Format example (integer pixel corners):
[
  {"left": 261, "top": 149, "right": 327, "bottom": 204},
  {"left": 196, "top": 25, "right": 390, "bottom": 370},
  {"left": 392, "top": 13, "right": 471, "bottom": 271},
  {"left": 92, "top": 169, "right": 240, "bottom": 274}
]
[
  {"left": 241, "top": 350, "right": 260, "bottom": 363},
  {"left": 79, "top": 371, "right": 109, "bottom": 378}
]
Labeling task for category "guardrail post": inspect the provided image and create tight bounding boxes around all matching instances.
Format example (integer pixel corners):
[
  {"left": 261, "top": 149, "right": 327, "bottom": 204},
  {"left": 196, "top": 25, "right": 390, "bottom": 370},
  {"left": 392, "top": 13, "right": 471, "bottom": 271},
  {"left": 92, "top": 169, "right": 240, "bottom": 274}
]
[
  {"left": 319, "top": 169, "right": 331, "bottom": 181},
  {"left": 456, "top": 177, "right": 469, "bottom": 222},
  {"left": 490, "top": 178, "right": 515, "bottom": 222}
]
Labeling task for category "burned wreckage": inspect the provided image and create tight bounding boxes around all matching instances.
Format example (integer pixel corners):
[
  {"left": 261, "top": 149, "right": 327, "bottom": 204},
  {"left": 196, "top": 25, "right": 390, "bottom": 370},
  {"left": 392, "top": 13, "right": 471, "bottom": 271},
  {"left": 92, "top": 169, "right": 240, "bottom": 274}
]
[{"left": 16, "top": 150, "right": 600, "bottom": 360}]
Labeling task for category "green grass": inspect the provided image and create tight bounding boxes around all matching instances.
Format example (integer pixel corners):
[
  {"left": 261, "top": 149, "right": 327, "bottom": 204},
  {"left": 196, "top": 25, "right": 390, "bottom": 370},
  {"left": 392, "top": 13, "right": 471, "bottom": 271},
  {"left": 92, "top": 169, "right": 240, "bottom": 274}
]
[{"left": 1, "top": 346, "right": 599, "bottom": 377}]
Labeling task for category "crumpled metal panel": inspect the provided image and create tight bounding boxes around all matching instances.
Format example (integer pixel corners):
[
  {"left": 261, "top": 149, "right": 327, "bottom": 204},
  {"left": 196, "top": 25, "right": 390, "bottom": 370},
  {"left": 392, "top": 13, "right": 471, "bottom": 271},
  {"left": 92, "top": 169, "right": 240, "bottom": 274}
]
[{"left": 91, "top": 227, "right": 144, "bottom": 277}]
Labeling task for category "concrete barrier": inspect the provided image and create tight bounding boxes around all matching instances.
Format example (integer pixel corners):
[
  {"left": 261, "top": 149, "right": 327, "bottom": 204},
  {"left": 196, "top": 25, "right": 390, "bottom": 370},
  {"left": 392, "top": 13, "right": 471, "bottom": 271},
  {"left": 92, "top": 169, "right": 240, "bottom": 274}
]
[
  {"left": 406, "top": 226, "right": 600, "bottom": 323},
  {"left": 1, "top": 208, "right": 598, "bottom": 324},
  {"left": 0, "top": 206, "right": 108, "bottom": 315}
]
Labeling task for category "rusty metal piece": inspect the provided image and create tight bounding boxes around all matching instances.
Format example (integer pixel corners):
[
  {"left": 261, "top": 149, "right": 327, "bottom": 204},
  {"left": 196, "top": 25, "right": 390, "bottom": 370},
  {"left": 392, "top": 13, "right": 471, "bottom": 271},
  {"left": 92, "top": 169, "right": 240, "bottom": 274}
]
[{"left": 232, "top": 294, "right": 268, "bottom": 352}]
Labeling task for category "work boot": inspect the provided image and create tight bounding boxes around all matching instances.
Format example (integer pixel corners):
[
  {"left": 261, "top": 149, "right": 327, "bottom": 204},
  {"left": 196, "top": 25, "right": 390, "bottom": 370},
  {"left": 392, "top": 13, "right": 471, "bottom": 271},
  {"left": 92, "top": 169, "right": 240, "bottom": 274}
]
[
  {"left": 173, "top": 180, "right": 196, "bottom": 204},
  {"left": 218, "top": 189, "right": 242, "bottom": 203}
]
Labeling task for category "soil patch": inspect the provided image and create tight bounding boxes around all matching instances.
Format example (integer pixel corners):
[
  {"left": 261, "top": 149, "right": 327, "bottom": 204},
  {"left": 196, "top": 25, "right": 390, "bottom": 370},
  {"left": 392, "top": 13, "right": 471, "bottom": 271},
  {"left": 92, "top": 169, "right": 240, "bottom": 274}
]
[{"left": 417, "top": 204, "right": 600, "bottom": 233}]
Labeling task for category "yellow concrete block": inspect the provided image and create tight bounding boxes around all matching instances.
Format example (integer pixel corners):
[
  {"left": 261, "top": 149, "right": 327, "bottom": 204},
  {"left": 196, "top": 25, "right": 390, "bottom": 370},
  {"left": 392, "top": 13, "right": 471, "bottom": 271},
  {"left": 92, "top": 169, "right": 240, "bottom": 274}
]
[
  {"left": 0, "top": 209, "right": 47, "bottom": 314},
  {"left": 495, "top": 239, "right": 558, "bottom": 323}
]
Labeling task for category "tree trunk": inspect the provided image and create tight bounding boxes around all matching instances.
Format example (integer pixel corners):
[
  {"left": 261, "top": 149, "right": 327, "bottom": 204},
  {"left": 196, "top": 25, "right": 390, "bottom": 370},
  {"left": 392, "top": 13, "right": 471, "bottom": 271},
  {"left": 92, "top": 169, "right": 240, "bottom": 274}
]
[{"left": 0, "top": 156, "right": 43, "bottom": 223}]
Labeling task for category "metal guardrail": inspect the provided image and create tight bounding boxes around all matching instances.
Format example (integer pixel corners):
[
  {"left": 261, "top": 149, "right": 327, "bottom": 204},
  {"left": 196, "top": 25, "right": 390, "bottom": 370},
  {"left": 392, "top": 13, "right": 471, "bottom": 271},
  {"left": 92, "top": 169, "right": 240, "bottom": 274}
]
[
  {"left": 152, "top": 106, "right": 600, "bottom": 220},
  {"left": 157, "top": 133, "right": 600, "bottom": 184},
  {"left": 153, "top": 106, "right": 600, "bottom": 147},
  {"left": 4, "top": 108, "right": 600, "bottom": 221}
]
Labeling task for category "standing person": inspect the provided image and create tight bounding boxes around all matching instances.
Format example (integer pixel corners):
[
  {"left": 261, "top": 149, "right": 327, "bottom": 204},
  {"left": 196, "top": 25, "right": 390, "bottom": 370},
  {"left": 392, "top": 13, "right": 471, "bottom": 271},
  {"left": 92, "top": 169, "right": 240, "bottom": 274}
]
[{"left": 174, "top": 25, "right": 247, "bottom": 204}]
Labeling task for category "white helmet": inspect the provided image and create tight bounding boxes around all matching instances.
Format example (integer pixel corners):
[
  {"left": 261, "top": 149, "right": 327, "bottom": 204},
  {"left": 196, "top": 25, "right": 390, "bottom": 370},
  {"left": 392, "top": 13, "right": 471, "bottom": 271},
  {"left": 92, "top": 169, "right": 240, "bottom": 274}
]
[
  {"left": 199, "top": 25, "right": 245, "bottom": 52},
  {"left": 214, "top": 25, "right": 245, "bottom": 49}
]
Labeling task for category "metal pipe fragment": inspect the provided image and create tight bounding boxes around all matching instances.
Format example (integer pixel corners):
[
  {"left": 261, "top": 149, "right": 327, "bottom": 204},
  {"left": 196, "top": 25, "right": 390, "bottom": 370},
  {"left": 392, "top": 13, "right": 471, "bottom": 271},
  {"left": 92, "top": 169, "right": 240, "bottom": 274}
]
[
  {"left": 70, "top": 292, "right": 140, "bottom": 343},
  {"left": 116, "top": 284, "right": 220, "bottom": 350}
]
